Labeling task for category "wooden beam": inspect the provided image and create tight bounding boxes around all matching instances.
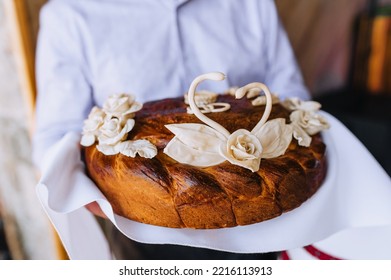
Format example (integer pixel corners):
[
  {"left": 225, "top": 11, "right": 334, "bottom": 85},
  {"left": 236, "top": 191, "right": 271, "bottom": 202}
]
[
  {"left": 3, "top": 0, "right": 68, "bottom": 260},
  {"left": 4, "top": 0, "right": 37, "bottom": 134}
]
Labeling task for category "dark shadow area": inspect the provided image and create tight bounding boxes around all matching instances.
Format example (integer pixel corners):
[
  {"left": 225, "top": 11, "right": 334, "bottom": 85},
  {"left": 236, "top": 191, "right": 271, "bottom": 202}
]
[
  {"left": 315, "top": 89, "right": 391, "bottom": 176},
  {"left": 0, "top": 219, "right": 12, "bottom": 260}
]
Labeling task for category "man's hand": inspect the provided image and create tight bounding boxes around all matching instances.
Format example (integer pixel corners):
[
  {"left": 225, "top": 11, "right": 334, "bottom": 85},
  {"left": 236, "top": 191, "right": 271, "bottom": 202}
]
[{"left": 86, "top": 201, "right": 107, "bottom": 219}]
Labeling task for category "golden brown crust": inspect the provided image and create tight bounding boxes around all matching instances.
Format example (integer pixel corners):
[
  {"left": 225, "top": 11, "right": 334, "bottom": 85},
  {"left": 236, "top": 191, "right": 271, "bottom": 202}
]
[{"left": 84, "top": 95, "right": 327, "bottom": 229}]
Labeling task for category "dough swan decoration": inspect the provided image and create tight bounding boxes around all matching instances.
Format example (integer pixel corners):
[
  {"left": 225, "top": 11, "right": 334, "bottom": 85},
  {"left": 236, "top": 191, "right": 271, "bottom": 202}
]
[{"left": 164, "top": 72, "right": 293, "bottom": 172}]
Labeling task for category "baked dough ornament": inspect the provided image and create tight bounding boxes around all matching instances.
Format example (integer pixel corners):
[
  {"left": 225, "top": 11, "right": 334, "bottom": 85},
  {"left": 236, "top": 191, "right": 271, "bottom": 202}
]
[{"left": 80, "top": 93, "right": 157, "bottom": 158}]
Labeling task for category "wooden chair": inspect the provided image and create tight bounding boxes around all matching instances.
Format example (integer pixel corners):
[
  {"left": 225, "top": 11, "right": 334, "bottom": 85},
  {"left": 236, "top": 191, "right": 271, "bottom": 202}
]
[{"left": 4, "top": 0, "right": 68, "bottom": 259}]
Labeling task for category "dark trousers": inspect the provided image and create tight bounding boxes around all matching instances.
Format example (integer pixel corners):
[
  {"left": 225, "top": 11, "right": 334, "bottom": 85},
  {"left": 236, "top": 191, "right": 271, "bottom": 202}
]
[{"left": 100, "top": 218, "right": 278, "bottom": 260}]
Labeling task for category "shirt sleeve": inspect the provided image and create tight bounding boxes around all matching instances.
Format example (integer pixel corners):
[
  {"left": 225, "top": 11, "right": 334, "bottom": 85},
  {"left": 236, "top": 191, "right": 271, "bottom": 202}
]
[
  {"left": 33, "top": 1, "right": 93, "bottom": 169},
  {"left": 259, "top": 0, "right": 310, "bottom": 100}
]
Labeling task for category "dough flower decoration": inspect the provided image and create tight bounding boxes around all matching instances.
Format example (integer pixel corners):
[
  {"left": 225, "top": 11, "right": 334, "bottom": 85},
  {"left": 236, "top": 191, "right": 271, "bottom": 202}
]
[
  {"left": 184, "top": 90, "right": 231, "bottom": 114},
  {"left": 164, "top": 72, "right": 292, "bottom": 172},
  {"left": 103, "top": 93, "right": 143, "bottom": 120},
  {"left": 80, "top": 106, "right": 106, "bottom": 147},
  {"left": 226, "top": 86, "right": 280, "bottom": 106},
  {"left": 81, "top": 93, "right": 157, "bottom": 158},
  {"left": 282, "top": 97, "right": 330, "bottom": 147},
  {"left": 251, "top": 93, "right": 280, "bottom": 107}
]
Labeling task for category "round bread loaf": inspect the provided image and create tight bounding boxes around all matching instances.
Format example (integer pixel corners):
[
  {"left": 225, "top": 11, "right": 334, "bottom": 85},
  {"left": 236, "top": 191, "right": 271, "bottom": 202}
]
[{"left": 84, "top": 94, "right": 327, "bottom": 229}]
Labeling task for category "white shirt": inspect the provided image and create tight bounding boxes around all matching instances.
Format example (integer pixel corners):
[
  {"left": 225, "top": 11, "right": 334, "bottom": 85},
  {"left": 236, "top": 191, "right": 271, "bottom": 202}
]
[{"left": 33, "top": 0, "right": 309, "bottom": 166}]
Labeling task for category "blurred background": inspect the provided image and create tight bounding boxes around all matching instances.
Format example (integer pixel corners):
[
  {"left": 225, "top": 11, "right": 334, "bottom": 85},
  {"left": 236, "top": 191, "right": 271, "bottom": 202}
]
[{"left": 0, "top": 0, "right": 390, "bottom": 259}]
